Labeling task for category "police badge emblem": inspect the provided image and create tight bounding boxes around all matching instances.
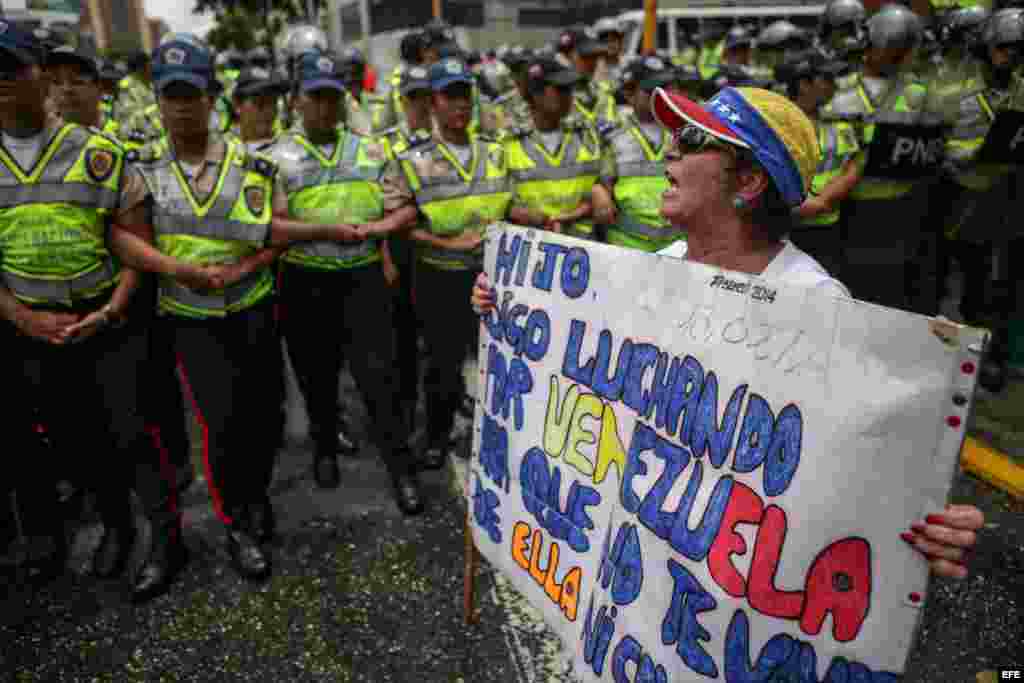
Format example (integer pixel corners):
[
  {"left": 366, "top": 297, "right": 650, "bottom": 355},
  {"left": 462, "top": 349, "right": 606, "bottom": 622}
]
[
  {"left": 244, "top": 186, "right": 266, "bottom": 215},
  {"left": 85, "top": 149, "right": 115, "bottom": 182}
]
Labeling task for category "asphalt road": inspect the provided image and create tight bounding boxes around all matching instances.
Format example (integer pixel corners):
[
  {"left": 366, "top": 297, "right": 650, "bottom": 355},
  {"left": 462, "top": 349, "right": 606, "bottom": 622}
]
[{"left": 1, "top": 362, "right": 1021, "bottom": 683}]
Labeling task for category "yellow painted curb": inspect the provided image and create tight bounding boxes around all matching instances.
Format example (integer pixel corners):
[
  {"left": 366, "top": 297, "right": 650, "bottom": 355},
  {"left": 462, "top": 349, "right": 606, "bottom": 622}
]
[{"left": 961, "top": 436, "right": 1024, "bottom": 500}]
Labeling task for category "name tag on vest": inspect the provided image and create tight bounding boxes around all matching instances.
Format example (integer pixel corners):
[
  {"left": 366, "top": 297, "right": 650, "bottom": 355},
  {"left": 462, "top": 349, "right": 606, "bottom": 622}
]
[
  {"left": 977, "top": 110, "right": 1024, "bottom": 165},
  {"left": 863, "top": 123, "right": 945, "bottom": 179}
]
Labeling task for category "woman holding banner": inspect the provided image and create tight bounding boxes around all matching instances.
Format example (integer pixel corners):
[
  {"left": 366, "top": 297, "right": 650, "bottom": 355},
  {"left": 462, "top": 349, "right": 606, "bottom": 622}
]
[{"left": 471, "top": 85, "right": 984, "bottom": 580}]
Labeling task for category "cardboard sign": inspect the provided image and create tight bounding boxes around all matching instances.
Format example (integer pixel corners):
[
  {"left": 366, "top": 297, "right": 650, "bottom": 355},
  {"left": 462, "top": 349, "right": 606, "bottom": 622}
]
[
  {"left": 468, "top": 223, "right": 985, "bottom": 683},
  {"left": 977, "top": 110, "right": 1024, "bottom": 165},
  {"left": 863, "top": 123, "right": 945, "bottom": 179}
]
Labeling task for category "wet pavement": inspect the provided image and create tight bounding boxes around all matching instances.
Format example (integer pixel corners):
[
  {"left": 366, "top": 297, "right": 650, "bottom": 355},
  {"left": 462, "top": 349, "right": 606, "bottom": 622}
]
[{"left": 1, "top": 359, "right": 1022, "bottom": 682}]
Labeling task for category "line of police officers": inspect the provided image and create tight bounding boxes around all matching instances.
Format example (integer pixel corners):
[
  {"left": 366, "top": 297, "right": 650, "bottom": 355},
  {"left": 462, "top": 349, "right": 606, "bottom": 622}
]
[{"left": 2, "top": 0, "right": 1021, "bottom": 604}]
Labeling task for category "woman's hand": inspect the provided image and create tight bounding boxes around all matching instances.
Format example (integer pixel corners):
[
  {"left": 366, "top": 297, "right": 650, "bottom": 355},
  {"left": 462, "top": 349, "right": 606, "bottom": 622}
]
[
  {"left": 470, "top": 272, "right": 496, "bottom": 315},
  {"left": 902, "top": 504, "right": 984, "bottom": 579}
]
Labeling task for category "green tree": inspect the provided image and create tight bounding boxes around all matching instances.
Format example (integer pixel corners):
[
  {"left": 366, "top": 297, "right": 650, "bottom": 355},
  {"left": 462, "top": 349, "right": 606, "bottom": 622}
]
[{"left": 192, "top": 0, "right": 317, "bottom": 53}]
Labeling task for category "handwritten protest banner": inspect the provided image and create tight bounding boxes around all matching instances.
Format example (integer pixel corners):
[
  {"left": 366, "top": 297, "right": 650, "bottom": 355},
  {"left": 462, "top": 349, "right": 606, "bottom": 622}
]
[{"left": 467, "top": 223, "right": 986, "bottom": 682}]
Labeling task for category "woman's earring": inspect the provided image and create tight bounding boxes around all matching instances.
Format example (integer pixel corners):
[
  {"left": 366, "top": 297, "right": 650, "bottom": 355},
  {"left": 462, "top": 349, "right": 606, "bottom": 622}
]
[{"left": 732, "top": 195, "right": 749, "bottom": 210}]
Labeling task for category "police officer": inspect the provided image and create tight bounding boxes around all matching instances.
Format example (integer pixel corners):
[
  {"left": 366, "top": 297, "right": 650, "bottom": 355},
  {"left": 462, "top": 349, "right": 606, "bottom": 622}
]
[
  {"left": 110, "top": 35, "right": 371, "bottom": 579},
  {"left": 559, "top": 28, "right": 616, "bottom": 126},
  {"left": 116, "top": 50, "right": 163, "bottom": 145},
  {"left": 231, "top": 67, "right": 289, "bottom": 152},
  {"left": 98, "top": 60, "right": 124, "bottom": 137},
  {"left": 505, "top": 57, "right": 603, "bottom": 241},
  {"left": 823, "top": 4, "right": 947, "bottom": 310},
  {"left": 594, "top": 17, "right": 627, "bottom": 86},
  {"left": 696, "top": 22, "right": 728, "bottom": 81},
  {"left": 782, "top": 51, "right": 863, "bottom": 277},
  {"left": 592, "top": 56, "right": 682, "bottom": 252},
  {"left": 819, "top": 0, "right": 867, "bottom": 66},
  {"left": 495, "top": 47, "right": 533, "bottom": 132},
  {"left": 940, "top": 7, "right": 1024, "bottom": 390},
  {"left": 0, "top": 23, "right": 178, "bottom": 600},
  {"left": 392, "top": 58, "right": 512, "bottom": 469},
  {"left": 379, "top": 66, "right": 433, "bottom": 428},
  {"left": 263, "top": 50, "right": 423, "bottom": 512},
  {"left": 340, "top": 46, "right": 387, "bottom": 135}
]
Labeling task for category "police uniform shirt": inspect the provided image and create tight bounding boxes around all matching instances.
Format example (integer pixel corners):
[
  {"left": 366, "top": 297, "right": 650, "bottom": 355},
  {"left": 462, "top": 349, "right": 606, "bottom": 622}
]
[
  {"left": 120, "top": 138, "right": 290, "bottom": 220},
  {"left": 598, "top": 115, "right": 665, "bottom": 185},
  {"left": 2, "top": 117, "right": 135, "bottom": 248},
  {"left": 266, "top": 125, "right": 414, "bottom": 214}
]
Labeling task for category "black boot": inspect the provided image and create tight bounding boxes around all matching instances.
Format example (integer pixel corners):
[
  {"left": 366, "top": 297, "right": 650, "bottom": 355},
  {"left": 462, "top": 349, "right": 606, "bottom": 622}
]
[
  {"left": 94, "top": 496, "right": 136, "bottom": 578},
  {"left": 226, "top": 523, "right": 270, "bottom": 580},
  {"left": 313, "top": 451, "right": 340, "bottom": 489},
  {"left": 132, "top": 518, "right": 187, "bottom": 604},
  {"left": 418, "top": 439, "right": 450, "bottom": 472},
  {"left": 391, "top": 471, "right": 423, "bottom": 516},
  {"left": 247, "top": 498, "right": 276, "bottom": 544}
]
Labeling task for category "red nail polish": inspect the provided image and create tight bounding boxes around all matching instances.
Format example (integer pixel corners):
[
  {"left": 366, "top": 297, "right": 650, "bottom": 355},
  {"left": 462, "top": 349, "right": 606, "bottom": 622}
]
[
  {"left": 900, "top": 532, "right": 915, "bottom": 544},
  {"left": 925, "top": 514, "right": 944, "bottom": 525},
  {"left": 911, "top": 523, "right": 926, "bottom": 533}
]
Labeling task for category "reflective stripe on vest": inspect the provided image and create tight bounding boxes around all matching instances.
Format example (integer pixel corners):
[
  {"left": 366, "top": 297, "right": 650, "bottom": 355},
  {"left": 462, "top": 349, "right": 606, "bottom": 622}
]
[
  {"left": 160, "top": 267, "right": 266, "bottom": 313},
  {"left": 802, "top": 123, "right": 848, "bottom": 227},
  {"left": 508, "top": 128, "right": 600, "bottom": 236},
  {"left": 849, "top": 81, "right": 925, "bottom": 200},
  {"left": 277, "top": 131, "right": 385, "bottom": 269},
  {"left": 0, "top": 124, "right": 121, "bottom": 304},
  {"left": 402, "top": 138, "right": 510, "bottom": 270},
  {"left": 2, "top": 256, "right": 117, "bottom": 304},
  {"left": 142, "top": 140, "right": 273, "bottom": 317},
  {"left": 0, "top": 181, "right": 119, "bottom": 209},
  {"left": 607, "top": 122, "right": 674, "bottom": 250}
]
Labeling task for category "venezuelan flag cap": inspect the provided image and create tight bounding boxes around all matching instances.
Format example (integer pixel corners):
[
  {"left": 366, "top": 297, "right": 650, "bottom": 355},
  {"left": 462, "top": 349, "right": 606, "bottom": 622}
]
[{"left": 652, "top": 86, "right": 820, "bottom": 208}]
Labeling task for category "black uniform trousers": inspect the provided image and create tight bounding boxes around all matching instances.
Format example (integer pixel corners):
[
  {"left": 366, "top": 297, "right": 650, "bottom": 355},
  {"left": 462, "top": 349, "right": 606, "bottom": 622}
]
[
  {"left": 414, "top": 263, "right": 479, "bottom": 448},
  {"left": 6, "top": 296, "right": 175, "bottom": 529},
  {"left": 279, "top": 262, "right": 412, "bottom": 476},
  {"left": 389, "top": 235, "right": 421, "bottom": 415},
  {"left": 170, "top": 299, "right": 283, "bottom": 527},
  {"left": 841, "top": 190, "right": 927, "bottom": 311},
  {"left": 137, "top": 280, "right": 194, "bottom": 497}
]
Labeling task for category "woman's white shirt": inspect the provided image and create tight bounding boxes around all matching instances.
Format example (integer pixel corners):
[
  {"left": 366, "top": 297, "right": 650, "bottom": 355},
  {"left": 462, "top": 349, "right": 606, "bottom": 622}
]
[{"left": 655, "top": 240, "right": 851, "bottom": 299}]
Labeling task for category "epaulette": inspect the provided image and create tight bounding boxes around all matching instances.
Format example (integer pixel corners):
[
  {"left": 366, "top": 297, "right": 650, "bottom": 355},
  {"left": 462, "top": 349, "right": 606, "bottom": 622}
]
[
  {"left": 507, "top": 125, "right": 530, "bottom": 139},
  {"left": 243, "top": 153, "right": 278, "bottom": 178},
  {"left": 376, "top": 125, "right": 400, "bottom": 138},
  {"left": 475, "top": 132, "right": 500, "bottom": 144},
  {"left": 124, "top": 144, "right": 161, "bottom": 164}
]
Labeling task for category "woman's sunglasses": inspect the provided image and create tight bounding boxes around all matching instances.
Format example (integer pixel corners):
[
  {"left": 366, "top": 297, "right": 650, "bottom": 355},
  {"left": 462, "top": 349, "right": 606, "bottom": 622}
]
[{"left": 671, "top": 124, "right": 735, "bottom": 156}]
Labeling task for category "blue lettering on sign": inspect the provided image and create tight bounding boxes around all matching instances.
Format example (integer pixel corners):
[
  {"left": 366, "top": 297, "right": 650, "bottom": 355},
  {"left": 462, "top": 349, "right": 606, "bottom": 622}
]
[
  {"left": 520, "top": 447, "right": 601, "bottom": 552},
  {"left": 690, "top": 374, "right": 747, "bottom": 469},
  {"left": 582, "top": 596, "right": 618, "bottom": 677},
  {"left": 472, "top": 474, "right": 501, "bottom": 543},
  {"left": 597, "top": 522, "right": 644, "bottom": 606},
  {"left": 612, "top": 635, "right": 669, "bottom": 683},
  {"left": 486, "top": 343, "right": 534, "bottom": 431},
  {"left": 494, "top": 232, "right": 521, "bottom": 287},
  {"left": 480, "top": 413, "right": 510, "bottom": 493},
  {"left": 531, "top": 241, "right": 590, "bottom": 298},
  {"left": 482, "top": 295, "right": 551, "bottom": 360},
  {"left": 662, "top": 558, "right": 719, "bottom": 678},
  {"left": 725, "top": 610, "right": 902, "bottom": 683}
]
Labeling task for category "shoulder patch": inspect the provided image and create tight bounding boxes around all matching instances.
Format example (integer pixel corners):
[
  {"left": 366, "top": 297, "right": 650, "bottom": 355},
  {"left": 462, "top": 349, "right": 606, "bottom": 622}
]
[{"left": 85, "top": 148, "right": 117, "bottom": 182}]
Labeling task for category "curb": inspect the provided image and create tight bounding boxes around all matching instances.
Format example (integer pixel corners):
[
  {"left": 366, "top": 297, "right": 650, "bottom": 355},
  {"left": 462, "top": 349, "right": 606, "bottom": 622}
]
[{"left": 961, "top": 436, "right": 1024, "bottom": 500}]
